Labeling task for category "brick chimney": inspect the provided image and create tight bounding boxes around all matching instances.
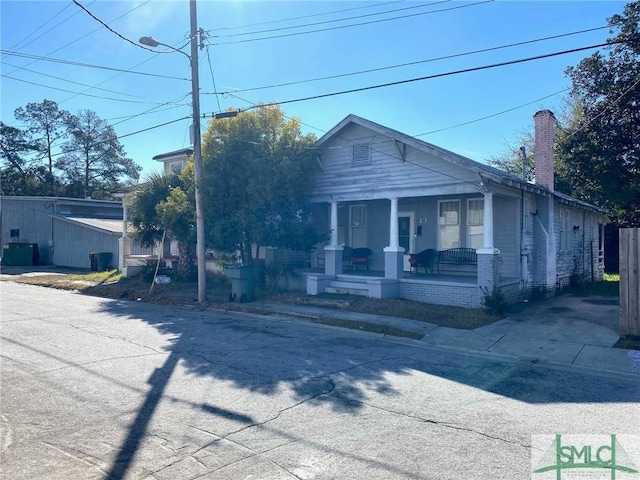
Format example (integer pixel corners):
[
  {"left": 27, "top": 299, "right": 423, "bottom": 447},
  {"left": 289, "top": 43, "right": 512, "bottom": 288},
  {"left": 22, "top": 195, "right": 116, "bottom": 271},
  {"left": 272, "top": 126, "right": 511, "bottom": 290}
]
[{"left": 534, "top": 110, "right": 556, "bottom": 191}]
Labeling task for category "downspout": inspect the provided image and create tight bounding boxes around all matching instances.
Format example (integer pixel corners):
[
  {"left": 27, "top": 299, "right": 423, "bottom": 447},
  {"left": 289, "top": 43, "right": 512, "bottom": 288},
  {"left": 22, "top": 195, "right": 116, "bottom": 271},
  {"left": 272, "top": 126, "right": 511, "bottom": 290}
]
[{"left": 519, "top": 146, "right": 527, "bottom": 284}]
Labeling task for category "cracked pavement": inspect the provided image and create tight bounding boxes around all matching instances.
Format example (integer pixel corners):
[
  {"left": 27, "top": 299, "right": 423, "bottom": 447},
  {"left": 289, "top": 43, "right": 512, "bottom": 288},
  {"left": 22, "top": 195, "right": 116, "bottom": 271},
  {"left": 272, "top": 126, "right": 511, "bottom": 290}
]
[{"left": 1, "top": 282, "right": 639, "bottom": 479}]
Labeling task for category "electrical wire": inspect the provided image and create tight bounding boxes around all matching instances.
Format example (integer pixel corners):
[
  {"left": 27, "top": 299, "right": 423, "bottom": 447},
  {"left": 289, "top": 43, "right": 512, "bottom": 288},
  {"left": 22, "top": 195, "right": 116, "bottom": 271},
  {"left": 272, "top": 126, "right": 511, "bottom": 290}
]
[
  {"left": 243, "top": 40, "right": 627, "bottom": 110},
  {"left": 203, "top": 40, "right": 222, "bottom": 112},
  {"left": 2, "top": 61, "right": 143, "bottom": 99},
  {"left": 207, "top": 26, "right": 608, "bottom": 96},
  {"left": 71, "top": 0, "right": 165, "bottom": 53},
  {"left": 0, "top": 74, "right": 186, "bottom": 106},
  {"left": 213, "top": 1, "right": 449, "bottom": 38},
  {"left": 414, "top": 88, "right": 570, "bottom": 137},
  {"left": 212, "top": 0, "right": 493, "bottom": 45},
  {"left": 7, "top": 2, "right": 75, "bottom": 51},
  {"left": 564, "top": 73, "right": 640, "bottom": 138},
  {"left": 110, "top": 94, "right": 192, "bottom": 127},
  {"left": 215, "top": 1, "right": 404, "bottom": 31},
  {"left": 1, "top": 51, "right": 189, "bottom": 81},
  {"left": 119, "top": 117, "right": 191, "bottom": 139}
]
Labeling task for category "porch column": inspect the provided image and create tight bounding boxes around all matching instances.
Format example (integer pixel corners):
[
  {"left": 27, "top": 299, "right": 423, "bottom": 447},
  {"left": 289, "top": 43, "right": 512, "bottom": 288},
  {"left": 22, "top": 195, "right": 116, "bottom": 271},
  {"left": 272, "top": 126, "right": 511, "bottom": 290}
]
[
  {"left": 383, "top": 197, "right": 404, "bottom": 279},
  {"left": 482, "top": 190, "right": 494, "bottom": 249},
  {"left": 118, "top": 198, "right": 131, "bottom": 277},
  {"left": 330, "top": 201, "right": 339, "bottom": 246},
  {"left": 324, "top": 200, "right": 343, "bottom": 275},
  {"left": 477, "top": 189, "right": 501, "bottom": 303}
]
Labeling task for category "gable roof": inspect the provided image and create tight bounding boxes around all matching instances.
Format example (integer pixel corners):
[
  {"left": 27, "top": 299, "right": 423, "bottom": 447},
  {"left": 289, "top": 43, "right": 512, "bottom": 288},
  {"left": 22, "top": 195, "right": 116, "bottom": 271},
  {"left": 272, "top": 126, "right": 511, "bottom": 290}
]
[{"left": 316, "top": 114, "right": 608, "bottom": 215}]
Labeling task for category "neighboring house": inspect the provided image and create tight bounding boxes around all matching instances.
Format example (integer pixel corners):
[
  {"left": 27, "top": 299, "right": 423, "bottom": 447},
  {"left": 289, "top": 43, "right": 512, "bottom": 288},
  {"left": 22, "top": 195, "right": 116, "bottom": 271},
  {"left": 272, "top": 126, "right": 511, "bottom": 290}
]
[
  {"left": 153, "top": 147, "right": 193, "bottom": 175},
  {"left": 0, "top": 196, "right": 152, "bottom": 269},
  {"left": 304, "top": 110, "right": 609, "bottom": 308}
]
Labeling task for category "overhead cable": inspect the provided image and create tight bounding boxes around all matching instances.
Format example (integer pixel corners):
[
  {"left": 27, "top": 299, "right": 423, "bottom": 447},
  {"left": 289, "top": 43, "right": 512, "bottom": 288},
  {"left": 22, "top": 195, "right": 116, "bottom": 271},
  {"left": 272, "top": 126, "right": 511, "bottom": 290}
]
[
  {"left": 212, "top": 0, "right": 494, "bottom": 45},
  {"left": 207, "top": 25, "right": 608, "bottom": 96},
  {"left": 245, "top": 40, "right": 627, "bottom": 110}
]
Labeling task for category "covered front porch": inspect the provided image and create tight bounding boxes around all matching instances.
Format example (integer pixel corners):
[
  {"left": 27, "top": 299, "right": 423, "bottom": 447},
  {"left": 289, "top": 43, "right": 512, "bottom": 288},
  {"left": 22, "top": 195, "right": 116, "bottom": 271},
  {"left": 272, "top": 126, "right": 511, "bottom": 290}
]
[{"left": 306, "top": 192, "right": 516, "bottom": 308}]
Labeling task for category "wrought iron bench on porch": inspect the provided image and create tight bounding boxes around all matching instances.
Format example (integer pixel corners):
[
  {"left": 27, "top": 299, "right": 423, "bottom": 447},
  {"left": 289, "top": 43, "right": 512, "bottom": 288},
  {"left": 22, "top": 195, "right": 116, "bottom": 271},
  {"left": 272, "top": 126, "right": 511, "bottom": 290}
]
[{"left": 437, "top": 247, "right": 477, "bottom": 274}]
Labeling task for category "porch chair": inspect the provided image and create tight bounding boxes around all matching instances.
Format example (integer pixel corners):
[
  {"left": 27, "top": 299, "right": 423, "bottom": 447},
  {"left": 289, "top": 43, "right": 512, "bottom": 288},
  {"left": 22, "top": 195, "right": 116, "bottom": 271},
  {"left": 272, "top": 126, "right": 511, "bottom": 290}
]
[
  {"left": 350, "top": 247, "right": 372, "bottom": 271},
  {"left": 409, "top": 249, "right": 437, "bottom": 274}
]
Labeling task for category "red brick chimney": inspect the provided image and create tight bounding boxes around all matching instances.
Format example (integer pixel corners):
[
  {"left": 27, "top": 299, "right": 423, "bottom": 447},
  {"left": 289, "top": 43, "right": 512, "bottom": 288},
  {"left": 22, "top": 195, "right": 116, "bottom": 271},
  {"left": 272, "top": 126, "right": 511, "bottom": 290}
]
[{"left": 534, "top": 110, "right": 556, "bottom": 191}]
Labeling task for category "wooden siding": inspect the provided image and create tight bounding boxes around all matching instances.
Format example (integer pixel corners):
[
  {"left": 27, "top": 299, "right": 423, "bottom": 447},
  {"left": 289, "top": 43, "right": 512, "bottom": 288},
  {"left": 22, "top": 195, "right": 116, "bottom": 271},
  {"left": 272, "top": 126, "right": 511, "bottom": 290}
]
[
  {"left": 313, "top": 124, "right": 481, "bottom": 202},
  {"left": 494, "top": 196, "right": 518, "bottom": 278}
]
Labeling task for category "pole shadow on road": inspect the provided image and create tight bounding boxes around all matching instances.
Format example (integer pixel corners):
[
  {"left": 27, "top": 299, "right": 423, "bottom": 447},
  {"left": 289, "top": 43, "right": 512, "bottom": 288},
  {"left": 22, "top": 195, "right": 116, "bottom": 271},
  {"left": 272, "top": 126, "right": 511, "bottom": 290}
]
[{"left": 82, "top": 297, "right": 639, "bottom": 479}]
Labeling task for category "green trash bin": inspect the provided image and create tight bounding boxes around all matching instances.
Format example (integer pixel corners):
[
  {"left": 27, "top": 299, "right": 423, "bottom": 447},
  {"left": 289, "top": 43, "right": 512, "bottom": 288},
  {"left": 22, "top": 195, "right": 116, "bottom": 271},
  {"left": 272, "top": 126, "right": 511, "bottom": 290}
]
[
  {"left": 89, "top": 252, "right": 112, "bottom": 272},
  {"left": 2, "top": 243, "right": 34, "bottom": 266}
]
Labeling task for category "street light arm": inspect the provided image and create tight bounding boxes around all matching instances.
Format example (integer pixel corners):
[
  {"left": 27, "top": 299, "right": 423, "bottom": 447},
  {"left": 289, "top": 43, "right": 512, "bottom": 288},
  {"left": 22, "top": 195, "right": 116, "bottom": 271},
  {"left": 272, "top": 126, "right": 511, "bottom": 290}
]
[{"left": 138, "top": 36, "right": 191, "bottom": 60}]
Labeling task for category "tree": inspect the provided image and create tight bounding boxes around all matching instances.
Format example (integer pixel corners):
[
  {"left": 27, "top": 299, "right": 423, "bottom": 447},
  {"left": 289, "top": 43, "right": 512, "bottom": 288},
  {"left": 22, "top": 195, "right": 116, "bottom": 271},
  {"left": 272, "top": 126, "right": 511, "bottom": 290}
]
[
  {"left": 13, "top": 99, "right": 70, "bottom": 190},
  {"left": 559, "top": 1, "right": 640, "bottom": 226},
  {"left": 60, "top": 109, "right": 141, "bottom": 199},
  {"left": 200, "top": 106, "right": 321, "bottom": 263},
  {"left": 486, "top": 128, "right": 535, "bottom": 182},
  {"left": 0, "top": 122, "right": 49, "bottom": 195},
  {"left": 128, "top": 172, "right": 197, "bottom": 281}
]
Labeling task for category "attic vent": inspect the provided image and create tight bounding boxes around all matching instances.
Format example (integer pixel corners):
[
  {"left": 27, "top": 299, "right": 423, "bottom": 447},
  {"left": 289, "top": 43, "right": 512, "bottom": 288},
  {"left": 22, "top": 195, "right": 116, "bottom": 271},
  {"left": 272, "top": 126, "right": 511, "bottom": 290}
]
[{"left": 352, "top": 143, "right": 371, "bottom": 166}]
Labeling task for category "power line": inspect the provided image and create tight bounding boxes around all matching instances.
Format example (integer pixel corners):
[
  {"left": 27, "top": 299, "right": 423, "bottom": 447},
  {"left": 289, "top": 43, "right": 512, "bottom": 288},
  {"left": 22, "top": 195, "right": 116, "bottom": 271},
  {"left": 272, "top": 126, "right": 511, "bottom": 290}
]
[
  {"left": 215, "top": 0, "right": 404, "bottom": 31},
  {"left": 110, "top": 94, "right": 192, "bottom": 127},
  {"left": 2, "top": 61, "right": 143, "bottom": 99},
  {"left": 212, "top": 0, "right": 494, "bottom": 45},
  {"left": 245, "top": 40, "right": 626, "bottom": 110},
  {"left": 207, "top": 26, "right": 608, "bottom": 96},
  {"left": 71, "top": 0, "right": 163, "bottom": 53},
  {"left": 213, "top": 1, "right": 450, "bottom": 38},
  {"left": 3, "top": 1, "right": 152, "bottom": 79},
  {"left": 565, "top": 73, "right": 640, "bottom": 138},
  {"left": 414, "top": 88, "right": 570, "bottom": 137},
  {"left": 203, "top": 38, "right": 223, "bottom": 112},
  {"left": 8, "top": 2, "right": 76, "bottom": 51},
  {"left": 0, "top": 74, "right": 188, "bottom": 106},
  {"left": 1, "top": 50, "right": 189, "bottom": 81},
  {"left": 119, "top": 117, "right": 191, "bottom": 139}
]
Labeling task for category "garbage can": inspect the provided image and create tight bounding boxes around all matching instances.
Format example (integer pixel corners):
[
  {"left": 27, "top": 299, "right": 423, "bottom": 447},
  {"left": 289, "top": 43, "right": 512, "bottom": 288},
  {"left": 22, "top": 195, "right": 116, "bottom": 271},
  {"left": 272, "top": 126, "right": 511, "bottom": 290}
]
[
  {"left": 224, "top": 264, "right": 258, "bottom": 302},
  {"left": 89, "top": 252, "right": 112, "bottom": 272},
  {"left": 2, "top": 243, "right": 34, "bottom": 266}
]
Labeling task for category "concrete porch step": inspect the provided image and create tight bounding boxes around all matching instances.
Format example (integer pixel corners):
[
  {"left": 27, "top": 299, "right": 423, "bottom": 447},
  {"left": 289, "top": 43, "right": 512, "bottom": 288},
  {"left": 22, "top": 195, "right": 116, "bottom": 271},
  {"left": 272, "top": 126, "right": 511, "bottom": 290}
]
[
  {"left": 324, "top": 286, "right": 368, "bottom": 296},
  {"left": 330, "top": 279, "right": 369, "bottom": 289}
]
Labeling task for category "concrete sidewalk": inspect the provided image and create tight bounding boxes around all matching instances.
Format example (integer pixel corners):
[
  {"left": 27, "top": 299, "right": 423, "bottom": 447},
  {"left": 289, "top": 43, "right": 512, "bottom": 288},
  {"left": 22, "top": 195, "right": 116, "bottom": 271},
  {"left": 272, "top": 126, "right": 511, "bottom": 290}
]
[{"left": 245, "top": 294, "right": 640, "bottom": 376}]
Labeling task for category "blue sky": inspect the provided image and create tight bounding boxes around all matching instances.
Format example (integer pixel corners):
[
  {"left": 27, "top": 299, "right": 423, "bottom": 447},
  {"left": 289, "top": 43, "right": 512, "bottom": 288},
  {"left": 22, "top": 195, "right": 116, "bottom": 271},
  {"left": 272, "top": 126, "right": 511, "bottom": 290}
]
[{"left": 0, "top": 1, "right": 627, "bottom": 178}]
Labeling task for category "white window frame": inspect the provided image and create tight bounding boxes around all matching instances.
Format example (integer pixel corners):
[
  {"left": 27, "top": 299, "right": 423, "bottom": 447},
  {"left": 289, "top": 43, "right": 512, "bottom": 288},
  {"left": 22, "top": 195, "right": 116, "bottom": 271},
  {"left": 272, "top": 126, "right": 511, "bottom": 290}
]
[
  {"left": 438, "top": 200, "right": 460, "bottom": 250},
  {"left": 169, "top": 161, "right": 183, "bottom": 174},
  {"left": 467, "top": 199, "right": 484, "bottom": 249},
  {"left": 350, "top": 204, "right": 368, "bottom": 247}
]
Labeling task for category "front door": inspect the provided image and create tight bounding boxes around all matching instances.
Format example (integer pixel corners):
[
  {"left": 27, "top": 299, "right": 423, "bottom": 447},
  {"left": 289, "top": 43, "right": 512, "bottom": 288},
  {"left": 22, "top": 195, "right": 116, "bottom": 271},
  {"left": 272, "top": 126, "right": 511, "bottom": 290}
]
[{"left": 398, "top": 212, "right": 414, "bottom": 253}]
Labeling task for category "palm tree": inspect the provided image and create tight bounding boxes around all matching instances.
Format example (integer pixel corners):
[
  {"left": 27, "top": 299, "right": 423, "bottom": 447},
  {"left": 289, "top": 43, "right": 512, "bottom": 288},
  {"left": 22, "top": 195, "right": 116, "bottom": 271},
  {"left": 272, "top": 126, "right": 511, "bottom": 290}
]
[{"left": 128, "top": 172, "right": 196, "bottom": 281}]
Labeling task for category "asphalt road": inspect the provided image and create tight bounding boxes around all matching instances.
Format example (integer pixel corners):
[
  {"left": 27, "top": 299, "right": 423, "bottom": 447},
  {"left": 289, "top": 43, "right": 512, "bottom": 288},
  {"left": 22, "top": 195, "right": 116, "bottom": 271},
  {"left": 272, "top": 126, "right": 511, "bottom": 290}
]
[{"left": 1, "top": 282, "right": 639, "bottom": 480}]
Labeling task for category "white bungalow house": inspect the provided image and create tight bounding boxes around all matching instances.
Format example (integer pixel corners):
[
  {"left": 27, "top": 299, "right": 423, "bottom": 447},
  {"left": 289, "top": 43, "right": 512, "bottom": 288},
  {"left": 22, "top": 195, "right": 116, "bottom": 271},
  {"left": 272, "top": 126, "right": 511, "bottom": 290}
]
[{"left": 304, "top": 110, "right": 609, "bottom": 308}]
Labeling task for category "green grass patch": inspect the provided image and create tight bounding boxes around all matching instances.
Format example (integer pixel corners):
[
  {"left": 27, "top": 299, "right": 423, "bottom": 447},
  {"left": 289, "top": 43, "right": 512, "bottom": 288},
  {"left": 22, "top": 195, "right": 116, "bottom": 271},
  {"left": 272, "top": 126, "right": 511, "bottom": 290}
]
[{"left": 574, "top": 273, "right": 619, "bottom": 297}]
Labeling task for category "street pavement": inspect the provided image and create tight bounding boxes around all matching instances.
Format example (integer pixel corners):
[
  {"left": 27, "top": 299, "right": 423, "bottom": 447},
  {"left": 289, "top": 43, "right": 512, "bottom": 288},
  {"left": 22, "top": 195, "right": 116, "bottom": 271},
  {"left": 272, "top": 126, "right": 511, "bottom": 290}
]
[
  {"left": 247, "top": 293, "right": 640, "bottom": 376},
  {"left": 1, "top": 281, "right": 639, "bottom": 480}
]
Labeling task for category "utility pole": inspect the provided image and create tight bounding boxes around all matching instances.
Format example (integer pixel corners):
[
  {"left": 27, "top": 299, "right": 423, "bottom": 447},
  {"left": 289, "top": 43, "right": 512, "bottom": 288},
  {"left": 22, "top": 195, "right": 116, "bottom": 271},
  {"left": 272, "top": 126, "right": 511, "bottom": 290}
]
[{"left": 190, "top": 0, "right": 207, "bottom": 304}]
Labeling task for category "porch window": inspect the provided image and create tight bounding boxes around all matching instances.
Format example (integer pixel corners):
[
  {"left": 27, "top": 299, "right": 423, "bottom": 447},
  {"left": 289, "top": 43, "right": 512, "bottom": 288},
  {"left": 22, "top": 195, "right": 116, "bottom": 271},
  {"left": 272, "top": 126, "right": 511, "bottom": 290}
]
[
  {"left": 350, "top": 204, "right": 367, "bottom": 247},
  {"left": 559, "top": 208, "right": 571, "bottom": 252},
  {"left": 438, "top": 200, "right": 460, "bottom": 249},
  {"left": 467, "top": 199, "right": 484, "bottom": 249}
]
